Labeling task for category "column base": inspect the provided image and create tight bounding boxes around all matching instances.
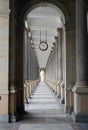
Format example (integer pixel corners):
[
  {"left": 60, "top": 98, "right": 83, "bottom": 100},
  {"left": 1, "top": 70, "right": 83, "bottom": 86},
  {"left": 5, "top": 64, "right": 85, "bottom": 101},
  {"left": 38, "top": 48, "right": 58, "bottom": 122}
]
[
  {"left": 72, "top": 112, "right": 88, "bottom": 122},
  {"left": 68, "top": 106, "right": 74, "bottom": 114},
  {"left": 25, "top": 98, "right": 29, "bottom": 104},
  {"left": 0, "top": 115, "right": 9, "bottom": 122},
  {"left": 29, "top": 94, "right": 31, "bottom": 98},
  {"left": 57, "top": 94, "right": 61, "bottom": 98},
  {"left": 72, "top": 82, "right": 88, "bottom": 122},
  {"left": 9, "top": 114, "right": 17, "bottom": 123},
  {"left": 54, "top": 91, "right": 57, "bottom": 95},
  {"left": 18, "top": 105, "right": 25, "bottom": 114},
  {"left": 60, "top": 98, "right": 65, "bottom": 104},
  {"left": 53, "top": 89, "right": 55, "bottom": 93}
]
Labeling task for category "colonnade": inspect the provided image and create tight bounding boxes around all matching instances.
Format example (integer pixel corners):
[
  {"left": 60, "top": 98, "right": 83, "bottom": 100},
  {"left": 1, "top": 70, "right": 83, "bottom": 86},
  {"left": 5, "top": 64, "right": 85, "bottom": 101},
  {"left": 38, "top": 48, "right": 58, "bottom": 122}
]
[
  {"left": 46, "top": 28, "right": 65, "bottom": 105},
  {"left": 24, "top": 29, "right": 39, "bottom": 104},
  {"left": 0, "top": 0, "right": 39, "bottom": 122},
  {"left": 0, "top": 0, "right": 88, "bottom": 123},
  {"left": 72, "top": 0, "right": 88, "bottom": 122},
  {"left": 46, "top": 0, "right": 88, "bottom": 122}
]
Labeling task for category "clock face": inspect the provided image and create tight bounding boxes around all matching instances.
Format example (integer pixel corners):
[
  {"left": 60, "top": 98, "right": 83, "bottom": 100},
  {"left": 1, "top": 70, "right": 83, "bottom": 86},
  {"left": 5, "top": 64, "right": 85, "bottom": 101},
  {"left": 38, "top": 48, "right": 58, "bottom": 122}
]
[{"left": 39, "top": 41, "right": 48, "bottom": 51}]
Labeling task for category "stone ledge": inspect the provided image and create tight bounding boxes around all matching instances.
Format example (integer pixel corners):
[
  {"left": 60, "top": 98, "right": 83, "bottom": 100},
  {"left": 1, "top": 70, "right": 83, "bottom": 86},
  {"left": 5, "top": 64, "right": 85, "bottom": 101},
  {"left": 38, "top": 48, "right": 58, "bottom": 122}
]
[
  {"left": 67, "top": 106, "right": 74, "bottom": 114},
  {"left": 72, "top": 87, "right": 88, "bottom": 93},
  {"left": 72, "top": 112, "right": 88, "bottom": 122},
  {"left": 9, "top": 114, "right": 17, "bottom": 123},
  {"left": 72, "top": 81, "right": 88, "bottom": 93},
  {"left": 60, "top": 98, "right": 65, "bottom": 104}
]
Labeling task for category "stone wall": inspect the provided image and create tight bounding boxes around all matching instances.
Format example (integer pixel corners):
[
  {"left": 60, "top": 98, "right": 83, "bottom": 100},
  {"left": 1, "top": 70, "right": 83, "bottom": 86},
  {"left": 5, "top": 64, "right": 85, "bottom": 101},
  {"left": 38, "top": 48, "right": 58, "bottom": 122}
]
[{"left": 0, "top": 0, "right": 9, "bottom": 122}]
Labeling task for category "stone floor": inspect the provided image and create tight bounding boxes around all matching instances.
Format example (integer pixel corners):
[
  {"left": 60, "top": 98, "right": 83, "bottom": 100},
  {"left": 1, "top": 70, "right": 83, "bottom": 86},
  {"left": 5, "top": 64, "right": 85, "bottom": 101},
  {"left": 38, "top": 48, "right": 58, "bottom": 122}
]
[{"left": 0, "top": 82, "right": 88, "bottom": 130}]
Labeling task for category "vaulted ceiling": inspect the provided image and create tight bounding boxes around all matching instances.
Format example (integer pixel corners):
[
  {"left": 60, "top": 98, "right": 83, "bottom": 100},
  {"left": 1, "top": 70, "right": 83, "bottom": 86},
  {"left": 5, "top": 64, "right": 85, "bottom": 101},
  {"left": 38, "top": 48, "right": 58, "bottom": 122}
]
[{"left": 26, "top": 6, "right": 63, "bottom": 68}]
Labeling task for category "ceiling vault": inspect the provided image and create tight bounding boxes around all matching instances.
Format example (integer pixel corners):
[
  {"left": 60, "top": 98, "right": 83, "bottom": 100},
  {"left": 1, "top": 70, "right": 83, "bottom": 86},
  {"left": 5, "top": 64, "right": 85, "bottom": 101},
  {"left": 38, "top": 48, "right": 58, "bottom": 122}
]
[{"left": 25, "top": 6, "right": 63, "bottom": 68}]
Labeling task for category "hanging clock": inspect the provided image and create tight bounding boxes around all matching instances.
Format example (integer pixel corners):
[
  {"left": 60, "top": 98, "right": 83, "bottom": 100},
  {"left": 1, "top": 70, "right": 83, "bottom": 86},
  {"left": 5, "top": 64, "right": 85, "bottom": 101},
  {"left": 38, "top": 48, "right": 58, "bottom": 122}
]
[
  {"left": 39, "top": 41, "right": 48, "bottom": 51},
  {"left": 39, "top": 30, "right": 48, "bottom": 51}
]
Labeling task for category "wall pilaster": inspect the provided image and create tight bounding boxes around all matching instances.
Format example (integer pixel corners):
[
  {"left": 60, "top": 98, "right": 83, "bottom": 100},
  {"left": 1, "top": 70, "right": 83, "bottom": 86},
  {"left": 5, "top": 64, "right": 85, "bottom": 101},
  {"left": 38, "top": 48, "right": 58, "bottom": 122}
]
[
  {"left": 0, "top": 0, "right": 10, "bottom": 122},
  {"left": 72, "top": 0, "right": 88, "bottom": 122}
]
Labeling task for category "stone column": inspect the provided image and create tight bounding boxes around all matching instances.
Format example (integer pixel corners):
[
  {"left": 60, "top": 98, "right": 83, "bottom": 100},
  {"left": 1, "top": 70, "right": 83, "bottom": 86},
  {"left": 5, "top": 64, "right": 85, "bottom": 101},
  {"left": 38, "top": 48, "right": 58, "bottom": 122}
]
[
  {"left": 27, "top": 36, "right": 31, "bottom": 98},
  {"left": 60, "top": 82, "right": 64, "bottom": 104},
  {"left": 65, "top": 22, "right": 76, "bottom": 112},
  {"left": 55, "top": 37, "right": 58, "bottom": 95},
  {"left": 9, "top": 0, "right": 18, "bottom": 122},
  {"left": 0, "top": 0, "right": 10, "bottom": 122},
  {"left": 24, "top": 29, "right": 28, "bottom": 82},
  {"left": 27, "top": 36, "right": 31, "bottom": 81},
  {"left": 57, "top": 28, "right": 62, "bottom": 98},
  {"left": 28, "top": 39, "right": 32, "bottom": 98},
  {"left": 24, "top": 29, "right": 29, "bottom": 103},
  {"left": 16, "top": 24, "right": 25, "bottom": 115},
  {"left": 72, "top": 0, "right": 88, "bottom": 122}
]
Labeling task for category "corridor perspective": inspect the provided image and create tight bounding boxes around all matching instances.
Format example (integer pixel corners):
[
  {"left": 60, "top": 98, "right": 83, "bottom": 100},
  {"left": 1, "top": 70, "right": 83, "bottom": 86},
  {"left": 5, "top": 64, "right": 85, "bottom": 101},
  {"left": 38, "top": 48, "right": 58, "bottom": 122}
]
[
  {"left": 0, "top": 0, "right": 88, "bottom": 130},
  {"left": 19, "top": 82, "right": 79, "bottom": 130},
  {"left": 1, "top": 82, "right": 88, "bottom": 130}
]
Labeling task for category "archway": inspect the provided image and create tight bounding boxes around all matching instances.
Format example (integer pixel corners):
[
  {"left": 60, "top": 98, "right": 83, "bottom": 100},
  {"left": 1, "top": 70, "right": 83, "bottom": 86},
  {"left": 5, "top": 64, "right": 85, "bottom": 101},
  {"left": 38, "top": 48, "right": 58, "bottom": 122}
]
[
  {"left": 21, "top": 2, "right": 68, "bottom": 118},
  {"left": 8, "top": 0, "right": 76, "bottom": 123}
]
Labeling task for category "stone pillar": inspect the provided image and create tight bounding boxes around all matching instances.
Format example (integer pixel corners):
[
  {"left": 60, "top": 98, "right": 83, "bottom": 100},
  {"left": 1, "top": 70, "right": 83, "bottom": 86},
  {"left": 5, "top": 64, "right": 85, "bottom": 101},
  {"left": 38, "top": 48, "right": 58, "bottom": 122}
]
[
  {"left": 27, "top": 36, "right": 31, "bottom": 98},
  {"left": 55, "top": 37, "right": 58, "bottom": 95},
  {"left": 68, "top": 83, "right": 74, "bottom": 114},
  {"left": 27, "top": 36, "right": 31, "bottom": 81},
  {"left": 57, "top": 28, "right": 62, "bottom": 98},
  {"left": 65, "top": 22, "right": 76, "bottom": 112},
  {"left": 60, "top": 81, "right": 65, "bottom": 104},
  {"left": 24, "top": 29, "right": 28, "bottom": 82},
  {"left": 72, "top": 0, "right": 88, "bottom": 122},
  {"left": 24, "top": 29, "right": 30, "bottom": 103},
  {"left": 0, "top": 0, "right": 10, "bottom": 122},
  {"left": 16, "top": 24, "right": 25, "bottom": 115},
  {"left": 27, "top": 37, "right": 32, "bottom": 81},
  {"left": 9, "top": 5, "right": 17, "bottom": 122}
]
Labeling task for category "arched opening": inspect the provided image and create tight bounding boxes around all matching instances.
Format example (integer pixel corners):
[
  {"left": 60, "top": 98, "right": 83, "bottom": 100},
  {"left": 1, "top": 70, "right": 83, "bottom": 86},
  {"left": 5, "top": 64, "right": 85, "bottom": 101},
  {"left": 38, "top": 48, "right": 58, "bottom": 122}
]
[
  {"left": 1, "top": 0, "right": 88, "bottom": 126},
  {"left": 22, "top": 2, "right": 68, "bottom": 122},
  {"left": 8, "top": 0, "right": 76, "bottom": 124}
]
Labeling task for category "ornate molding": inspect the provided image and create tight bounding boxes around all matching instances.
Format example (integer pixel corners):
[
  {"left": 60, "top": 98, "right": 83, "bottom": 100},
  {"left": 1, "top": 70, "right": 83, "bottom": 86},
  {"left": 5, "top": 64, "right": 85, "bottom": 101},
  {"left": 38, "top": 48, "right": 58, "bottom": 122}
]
[
  {"left": 0, "top": 9, "right": 10, "bottom": 18},
  {"left": 9, "top": 85, "right": 17, "bottom": 94},
  {"left": 72, "top": 81, "right": 88, "bottom": 93}
]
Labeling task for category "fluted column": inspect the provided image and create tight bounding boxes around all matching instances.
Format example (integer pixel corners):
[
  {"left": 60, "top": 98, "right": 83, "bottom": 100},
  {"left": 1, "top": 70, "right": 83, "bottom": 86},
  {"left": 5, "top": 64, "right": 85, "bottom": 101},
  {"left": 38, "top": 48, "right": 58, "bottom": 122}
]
[
  {"left": 24, "top": 29, "right": 28, "bottom": 81},
  {"left": 72, "top": 0, "right": 88, "bottom": 122},
  {"left": 9, "top": 0, "right": 17, "bottom": 122},
  {"left": 16, "top": 23, "right": 25, "bottom": 115},
  {"left": 55, "top": 37, "right": 58, "bottom": 95},
  {"left": 57, "top": 28, "right": 63, "bottom": 99},
  {"left": 57, "top": 28, "right": 63, "bottom": 81},
  {"left": 76, "top": 1, "right": 88, "bottom": 82},
  {"left": 24, "top": 29, "right": 29, "bottom": 103},
  {"left": 27, "top": 36, "right": 31, "bottom": 98}
]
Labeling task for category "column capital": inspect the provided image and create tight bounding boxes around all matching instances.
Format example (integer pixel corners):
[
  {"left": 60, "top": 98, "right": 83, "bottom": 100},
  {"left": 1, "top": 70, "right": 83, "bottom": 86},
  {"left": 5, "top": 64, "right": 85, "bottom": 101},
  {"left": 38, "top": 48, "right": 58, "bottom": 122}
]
[
  {"left": 72, "top": 81, "right": 88, "bottom": 93},
  {"left": 55, "top": 36, "right": 58, "bottom": 40},
  {"left": 0, "top": 9, "right": 10, "bottom": 18},
  {"left": 57, "top": 28, "right": 63, "bottom": 37},
  {"left": 9, "top": 85, "right": 17, "bottom": 94},
  {"left": 57, "top": 28, "right": 62, "bottom": 32}
]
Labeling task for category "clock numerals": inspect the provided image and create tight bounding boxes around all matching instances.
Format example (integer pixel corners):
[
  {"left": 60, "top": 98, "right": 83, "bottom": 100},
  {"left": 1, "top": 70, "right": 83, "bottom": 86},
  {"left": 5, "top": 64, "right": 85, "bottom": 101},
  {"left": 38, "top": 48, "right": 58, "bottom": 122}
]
[{"left": 39, "top": 41, "right": 48, "bottom": 51}]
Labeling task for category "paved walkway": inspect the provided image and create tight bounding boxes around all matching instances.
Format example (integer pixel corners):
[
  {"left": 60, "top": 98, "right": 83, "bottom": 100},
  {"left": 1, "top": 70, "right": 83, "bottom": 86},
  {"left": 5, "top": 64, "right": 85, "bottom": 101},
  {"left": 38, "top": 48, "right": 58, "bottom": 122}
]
[{"left": 0, "top": 82, "right": 88, "bottom": 130}]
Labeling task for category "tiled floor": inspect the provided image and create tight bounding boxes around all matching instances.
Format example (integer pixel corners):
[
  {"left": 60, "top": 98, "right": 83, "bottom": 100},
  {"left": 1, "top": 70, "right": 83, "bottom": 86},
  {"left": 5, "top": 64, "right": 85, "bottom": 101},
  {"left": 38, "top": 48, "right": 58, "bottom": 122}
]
[{"left": 0, "top": 82, "right": 88, "bottom": 130}]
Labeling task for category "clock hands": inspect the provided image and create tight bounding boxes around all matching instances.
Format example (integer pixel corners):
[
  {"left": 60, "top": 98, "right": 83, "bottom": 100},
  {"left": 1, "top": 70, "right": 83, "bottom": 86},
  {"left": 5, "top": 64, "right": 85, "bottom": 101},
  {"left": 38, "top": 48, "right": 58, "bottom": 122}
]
[{"left": 39, "top": 30, "right": 48, "bottom": 51}]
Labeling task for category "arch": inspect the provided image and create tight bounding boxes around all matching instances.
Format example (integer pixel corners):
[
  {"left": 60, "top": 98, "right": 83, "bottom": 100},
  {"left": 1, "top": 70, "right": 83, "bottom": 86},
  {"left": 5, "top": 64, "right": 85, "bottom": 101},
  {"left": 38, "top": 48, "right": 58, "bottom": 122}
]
[{"left": 19, "top": 0, "right": 71, "bottom": 25}]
